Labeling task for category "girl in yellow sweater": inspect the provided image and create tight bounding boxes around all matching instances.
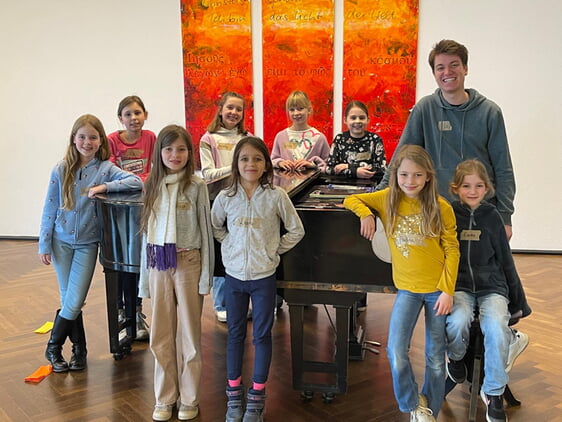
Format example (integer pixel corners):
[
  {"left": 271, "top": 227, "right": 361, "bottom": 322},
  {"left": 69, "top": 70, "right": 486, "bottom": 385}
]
[{"left": 344, "top": 145, "right": 459, "bottom": 421}]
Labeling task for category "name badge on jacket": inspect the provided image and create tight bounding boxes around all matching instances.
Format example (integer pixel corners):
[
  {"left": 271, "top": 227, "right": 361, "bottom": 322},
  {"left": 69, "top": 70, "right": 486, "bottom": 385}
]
[
  {"left": 354, "top": 151, "right": 372, "bottom": 161},
  {"left": 460, "top": 229, "right": 481, "bottom": 241}
]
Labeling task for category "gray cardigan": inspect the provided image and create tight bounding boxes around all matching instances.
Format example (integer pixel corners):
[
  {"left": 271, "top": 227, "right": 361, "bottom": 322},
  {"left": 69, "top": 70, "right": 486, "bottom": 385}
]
[
  {"left": 139, "top": 176, "right": 214, "bottom": 296},
  {"left": 211, "top": 183, "right": 304, "bottom": 281}
]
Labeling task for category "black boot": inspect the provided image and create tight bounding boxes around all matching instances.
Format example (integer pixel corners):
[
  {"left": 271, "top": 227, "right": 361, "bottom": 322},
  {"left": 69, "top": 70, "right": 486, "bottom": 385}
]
[
  {"left": 68, "top": 311, "right": 87, "bottom": 371},
  {"left": 45, "top": 310, "right": 72, "bottom": 373}
]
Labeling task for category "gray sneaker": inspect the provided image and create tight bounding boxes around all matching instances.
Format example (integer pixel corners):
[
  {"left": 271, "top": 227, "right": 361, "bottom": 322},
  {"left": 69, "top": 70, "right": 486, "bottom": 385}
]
[
  {"left": 506, "top": 329, "right": 528, "bottom": 372},
  {"left": 118, "top": 308, "right": 126, "bottom": 325},
  {"left": 226, "top": 385, "right": 244, "bottom": 422},
  {"left": 135, "top": 309, "right": 149, "bottom": 341}
]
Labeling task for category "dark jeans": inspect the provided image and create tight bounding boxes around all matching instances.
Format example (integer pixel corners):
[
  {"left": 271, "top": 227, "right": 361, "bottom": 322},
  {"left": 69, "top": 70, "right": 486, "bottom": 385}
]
[{"left": 225, "top": 273, "right": 276, "bottom": 384}]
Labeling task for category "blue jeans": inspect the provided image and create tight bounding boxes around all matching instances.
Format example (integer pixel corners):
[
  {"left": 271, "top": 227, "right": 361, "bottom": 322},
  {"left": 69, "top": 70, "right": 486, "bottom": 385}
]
[
  {"left": 225, "top": 273, "right": 276, "bottom": 384},
  {"left": 446, "top": 291, "right": 510, "bottom": 395},
  {"left": 51, "top": 238, "right": 98, "bottom": 320},
  {"left": 387, "top": 289, "right": 447, "bottom": 417},
  {"left": 212, "top": 276, "right": 226, "bottom": 312}
]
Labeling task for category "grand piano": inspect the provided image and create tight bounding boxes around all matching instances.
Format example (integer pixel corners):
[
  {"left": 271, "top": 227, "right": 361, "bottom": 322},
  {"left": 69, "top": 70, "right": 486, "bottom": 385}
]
[
  {"left": 208, "top": 170, "right": 394, "bottom": 401},
  {"left": 97, "top": 170, "right": 394, "bottom": 396},
  {"left": 97, "top": 191, "right": 144, "bottom": 359}
]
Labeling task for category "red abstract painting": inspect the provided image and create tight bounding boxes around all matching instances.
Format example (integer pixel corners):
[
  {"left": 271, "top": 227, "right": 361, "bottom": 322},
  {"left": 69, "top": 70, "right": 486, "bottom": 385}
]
[
  {"left": 180, "top": 0, "right": 254, "bottom": 165},
  {"left": 343, "top": 0, "right": 418, "bottom": 160},
  {"left": 262, "top": 0, "right": 335, "bottom": 149},
  {"left": 180, "top": 1, "right": 418, "bottom": 161}
]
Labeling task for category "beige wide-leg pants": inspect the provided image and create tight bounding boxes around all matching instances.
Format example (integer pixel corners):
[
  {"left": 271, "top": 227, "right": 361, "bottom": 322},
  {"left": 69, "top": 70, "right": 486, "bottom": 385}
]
[{"left": 148, "top": 249, "right": 203, "bottom": 407}]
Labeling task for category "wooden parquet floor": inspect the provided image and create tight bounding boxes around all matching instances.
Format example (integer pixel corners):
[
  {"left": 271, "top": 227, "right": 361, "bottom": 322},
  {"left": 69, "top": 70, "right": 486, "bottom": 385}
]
[{"left": 0, "top": 240, "right": 560, "bottom": 421}]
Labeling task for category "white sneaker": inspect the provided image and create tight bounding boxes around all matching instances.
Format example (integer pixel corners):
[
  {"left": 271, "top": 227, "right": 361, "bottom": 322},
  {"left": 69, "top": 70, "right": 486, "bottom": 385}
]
[
  {"left": 152, "top": 404, "right": 173, "bottom": 421},
  {"left": 506, "top": 329, "right": 529, "bottom": 372},
  {"left": 216, "top": 310, "right": 227, "bottom": 323},
  {"left": 410, "top": 395, "right": 435, "bottom": 422},
  {"left": 178, "top": 404, "right": 199, "bottom": 420}
]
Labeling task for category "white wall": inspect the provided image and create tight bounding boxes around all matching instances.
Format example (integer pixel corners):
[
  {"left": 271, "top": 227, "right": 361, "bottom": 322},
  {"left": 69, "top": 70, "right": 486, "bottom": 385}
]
[
  {"left": 416, "top": 0, "right": 562, "bottom": 251},
  {"left": 1, "top": 0, "right": 560, "bottom": 251}
]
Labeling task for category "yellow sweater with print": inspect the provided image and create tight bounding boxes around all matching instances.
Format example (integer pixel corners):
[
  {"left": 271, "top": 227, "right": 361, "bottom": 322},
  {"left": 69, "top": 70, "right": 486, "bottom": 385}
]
[{"left": 343, "top": 188, "right": 459, "bottom": 295}]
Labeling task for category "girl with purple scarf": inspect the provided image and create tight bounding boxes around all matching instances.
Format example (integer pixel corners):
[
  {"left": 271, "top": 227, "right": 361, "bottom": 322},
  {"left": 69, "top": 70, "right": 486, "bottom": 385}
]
[{"left": 139, "top": 125, "right": 214, "bottom": 422}]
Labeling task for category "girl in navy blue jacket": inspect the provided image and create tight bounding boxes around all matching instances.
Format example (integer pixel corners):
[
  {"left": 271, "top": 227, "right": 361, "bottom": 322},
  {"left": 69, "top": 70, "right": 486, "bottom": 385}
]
[{"left": 445, "top": 159, "right": 531, "bottom": 422}]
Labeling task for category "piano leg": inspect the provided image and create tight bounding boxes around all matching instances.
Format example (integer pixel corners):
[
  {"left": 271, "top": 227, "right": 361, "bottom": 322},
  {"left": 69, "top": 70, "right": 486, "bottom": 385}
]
[
  {"left": 120, "top": 271, "right": 138, "bottom": 341},
  {"left": 288, "top": 302, "right": 305, "bottom": 391},
  {"left": 283, "top": 289, "right": 364, "bottom": 399},
  {"left": 103, "top": 268, "right": 135, "bottom": 360},
  {"left": 334, "top": 304, "right": 351, "bottom": 393}
]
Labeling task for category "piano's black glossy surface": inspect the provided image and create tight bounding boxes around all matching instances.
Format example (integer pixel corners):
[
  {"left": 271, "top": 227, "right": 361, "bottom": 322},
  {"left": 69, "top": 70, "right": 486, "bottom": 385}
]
[
  {"left": 96, "top": 192, "right": 143, "bottom": 359},
  {"left": 278, "top": 173, "right": 393, "bottom": 292},
  {"left": 98, "top": 192, "right": 143, "bottom": 273}
]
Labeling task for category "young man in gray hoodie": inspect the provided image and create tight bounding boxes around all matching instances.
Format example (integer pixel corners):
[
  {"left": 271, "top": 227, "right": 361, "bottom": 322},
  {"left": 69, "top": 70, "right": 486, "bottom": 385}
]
[
  {"left": 377, "top": 40, "right": 526, "bottom": 422},
  {"left": 377, "top": 39, "right": 515, "bottom": 240}
]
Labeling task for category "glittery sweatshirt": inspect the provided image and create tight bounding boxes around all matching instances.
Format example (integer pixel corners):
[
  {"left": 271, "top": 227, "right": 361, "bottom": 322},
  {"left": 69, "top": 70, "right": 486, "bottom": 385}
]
[
  {"left": 39, "top": 159, "right": 143, "bottom": 255},
  {"left": 211, "top": 184, "right": 305, "bottom": 281},
  {"left": 343, "top": 188, "right": 459, "bottom": 295},
  {"left": 271, "top": 127, "right": 330, "bottom": 171}
]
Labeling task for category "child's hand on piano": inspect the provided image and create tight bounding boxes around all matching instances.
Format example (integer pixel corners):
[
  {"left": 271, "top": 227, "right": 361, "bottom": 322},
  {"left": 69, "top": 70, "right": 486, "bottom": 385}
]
[{"left": 360, "top": 214, "right": 376, "bottom": 240}]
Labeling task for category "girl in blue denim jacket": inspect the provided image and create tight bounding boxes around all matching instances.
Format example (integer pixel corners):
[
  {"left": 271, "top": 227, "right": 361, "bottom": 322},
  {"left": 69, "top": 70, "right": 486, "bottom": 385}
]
[{"left": 39, "top": 114, "right": 142, "bottom": 373}]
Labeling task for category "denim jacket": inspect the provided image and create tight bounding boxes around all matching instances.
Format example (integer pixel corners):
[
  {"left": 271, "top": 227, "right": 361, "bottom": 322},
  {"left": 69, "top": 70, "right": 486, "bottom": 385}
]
[{"left": 38, "top": 158, "right": 143, "bottom": 254}]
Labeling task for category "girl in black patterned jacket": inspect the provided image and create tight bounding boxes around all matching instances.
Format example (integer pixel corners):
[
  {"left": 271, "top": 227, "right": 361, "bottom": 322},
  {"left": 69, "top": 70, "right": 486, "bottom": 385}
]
[{"left": 325, "top": 100, "right": 386, "bottom": 179}]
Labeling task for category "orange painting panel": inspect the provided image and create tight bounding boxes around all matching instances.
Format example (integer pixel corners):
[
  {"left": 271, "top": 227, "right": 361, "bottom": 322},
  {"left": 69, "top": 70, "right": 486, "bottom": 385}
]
[
  {"left": 262, "top": 0, "right": 334, "bottom": 149},
  {"left": 343, "top": 0, "right": 418, "bottom": 160},
  {"left": 180, "top": 0, "right": 254, "bottom": 164}
]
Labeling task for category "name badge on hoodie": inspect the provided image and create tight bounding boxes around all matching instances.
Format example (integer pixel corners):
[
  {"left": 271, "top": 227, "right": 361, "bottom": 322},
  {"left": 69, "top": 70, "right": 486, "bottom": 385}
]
[
  {"left": 438, "top": 121, "right": 452, "bottom": 131},
  {"left": 217, "top": 142, "right": 235, "bottom": 151},
  {"left": 235, "top": 216, "right": 262, "bottom": 229},
  {"left": 460, "top": 229, "right": 481, "bottom": 241}
]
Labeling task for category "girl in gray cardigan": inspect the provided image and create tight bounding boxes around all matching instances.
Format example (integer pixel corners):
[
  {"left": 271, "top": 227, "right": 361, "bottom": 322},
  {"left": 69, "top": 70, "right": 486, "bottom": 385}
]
[
  {"left": 139, "top": 125, "right": 213, "bottom": 422},
  {"left": 212, "top": 136, "right": 304, "bottom": 422}
]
